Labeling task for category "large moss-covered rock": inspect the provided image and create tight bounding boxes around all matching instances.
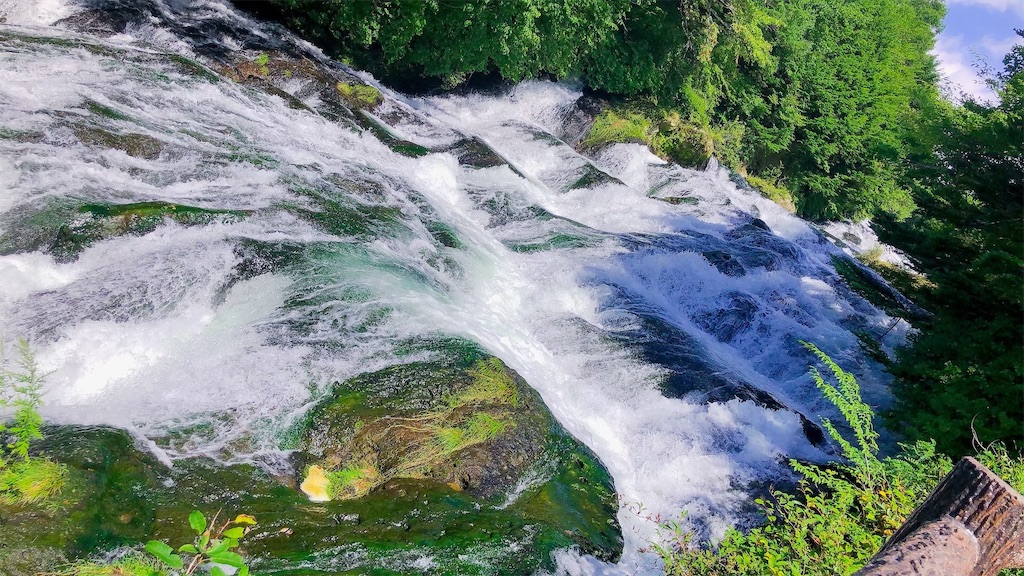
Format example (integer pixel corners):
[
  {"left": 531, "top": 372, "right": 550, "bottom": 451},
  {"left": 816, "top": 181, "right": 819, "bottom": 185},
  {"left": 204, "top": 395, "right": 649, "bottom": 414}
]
[{"left": 300, "top": 339, "right": 622, "bottom": 561}]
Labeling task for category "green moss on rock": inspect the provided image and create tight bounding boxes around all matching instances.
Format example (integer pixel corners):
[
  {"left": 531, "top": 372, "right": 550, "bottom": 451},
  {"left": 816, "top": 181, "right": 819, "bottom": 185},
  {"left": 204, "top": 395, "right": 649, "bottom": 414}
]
[
  {"left": 49, "top": 202, "right": 248, "bottom": 261},
  {"left": 336, "top": 82, "right": 382, "bottom": 109}
]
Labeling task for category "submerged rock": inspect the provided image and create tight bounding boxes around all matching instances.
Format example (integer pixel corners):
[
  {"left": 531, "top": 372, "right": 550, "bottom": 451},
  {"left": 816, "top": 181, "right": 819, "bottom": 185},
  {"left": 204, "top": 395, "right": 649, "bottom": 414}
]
[{"left": 48, "top": 202, "right": 248, "bottom": 261}]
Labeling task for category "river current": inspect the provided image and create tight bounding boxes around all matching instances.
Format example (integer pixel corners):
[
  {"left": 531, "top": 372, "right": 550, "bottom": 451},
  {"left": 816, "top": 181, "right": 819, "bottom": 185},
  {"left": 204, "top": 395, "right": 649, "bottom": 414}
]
[{"left": 0, "top": 1, "right": 908, "bottom": 573}]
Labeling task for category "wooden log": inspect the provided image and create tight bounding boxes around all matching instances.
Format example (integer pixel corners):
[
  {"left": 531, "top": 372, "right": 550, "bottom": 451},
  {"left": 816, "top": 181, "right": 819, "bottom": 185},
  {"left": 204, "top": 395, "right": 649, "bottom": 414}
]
[{"left": 856, "top": 457, "right": 1024, "bottom": 576}]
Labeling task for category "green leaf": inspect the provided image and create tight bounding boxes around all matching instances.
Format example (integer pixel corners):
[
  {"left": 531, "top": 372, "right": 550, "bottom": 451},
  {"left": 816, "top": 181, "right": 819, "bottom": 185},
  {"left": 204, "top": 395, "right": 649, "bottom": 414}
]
[
  {"left": 233, "top": 514, "right": 256, "bottom": 525},
  {"left": 210, "top": 567, "right": 227, "bottom": 576},
  {"left": 239, "top": 566, "right": 249, "bottom": 576},
  {"left": 189, "top": 510, "right": 207, "bottom": 534},
  {"left": 207, "top": 539, "right": 231, "bottom": 556},
  {"left": 222, "top": 527, "right": 245, "bottom": 539},
  {"left": 209, "top": 551, "right": 245, "bottom": 568},
  {"left": 144, "top": 541, "right": 183, "bottom": 569},
  {"left": 178, "top": 544, "right": 199, "bottom": 554}
]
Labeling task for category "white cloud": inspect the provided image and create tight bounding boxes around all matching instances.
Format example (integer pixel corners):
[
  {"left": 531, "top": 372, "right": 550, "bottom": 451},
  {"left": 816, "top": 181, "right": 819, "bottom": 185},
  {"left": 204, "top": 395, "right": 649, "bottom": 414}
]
[
  {"left": 945, "top": 0, "right": 1024, "bottom": 17},
  {"left": 932, "top": 33, "right": 1002, "bottom": 102},
  {"left": 979, "top": 35, "right": 1020, "bottom": 60}
]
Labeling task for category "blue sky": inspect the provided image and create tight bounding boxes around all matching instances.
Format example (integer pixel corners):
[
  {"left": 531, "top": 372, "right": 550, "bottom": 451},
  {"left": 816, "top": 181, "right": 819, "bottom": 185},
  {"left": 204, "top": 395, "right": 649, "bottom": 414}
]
[{"left": 933, "top": 0, "right": 1023, "bottom": 101}]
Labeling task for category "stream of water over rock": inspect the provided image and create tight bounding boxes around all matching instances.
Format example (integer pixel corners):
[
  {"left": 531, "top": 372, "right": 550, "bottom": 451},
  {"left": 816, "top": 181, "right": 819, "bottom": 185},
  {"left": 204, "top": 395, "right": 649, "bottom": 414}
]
[{"left": 0, "top": 1, "right": 911, "bottom": 573}]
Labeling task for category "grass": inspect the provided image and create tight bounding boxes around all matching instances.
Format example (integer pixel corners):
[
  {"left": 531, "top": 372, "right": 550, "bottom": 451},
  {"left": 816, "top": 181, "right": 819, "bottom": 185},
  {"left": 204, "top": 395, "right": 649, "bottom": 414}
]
[
  {"left": 447, "top": 357, "right": 519, "bottom": 408},
  {"left": 336, "top": 82, "right": 382, "bottom": 108},
  {"left": 326, "top": 461, "right": 380, "bottom": 500},
  {"left": 436, "top": 413, "right": 509, "bottom": 455},
  {"left": 49, "top": 552, "right": 165, "bottom": 576},
  {"left": 0, "top": 458, "right": 68, "bottom": 506}
]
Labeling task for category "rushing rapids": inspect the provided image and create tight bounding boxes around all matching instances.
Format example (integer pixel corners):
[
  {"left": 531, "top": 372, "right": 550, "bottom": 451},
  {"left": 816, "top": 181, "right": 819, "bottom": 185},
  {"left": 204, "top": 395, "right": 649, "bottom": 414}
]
[{"left": 0, "top": 1, "right": 912, "bottom": 573}]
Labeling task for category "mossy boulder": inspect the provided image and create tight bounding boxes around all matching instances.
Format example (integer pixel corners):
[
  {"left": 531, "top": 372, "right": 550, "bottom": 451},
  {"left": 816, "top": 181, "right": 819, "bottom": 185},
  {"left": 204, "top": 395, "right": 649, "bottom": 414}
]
[
  {"left": 306, "top": 356, "right": 537, "bottom": 498},
  {"left": 301, "top": 339, "right": 622, "bottom": 560}
]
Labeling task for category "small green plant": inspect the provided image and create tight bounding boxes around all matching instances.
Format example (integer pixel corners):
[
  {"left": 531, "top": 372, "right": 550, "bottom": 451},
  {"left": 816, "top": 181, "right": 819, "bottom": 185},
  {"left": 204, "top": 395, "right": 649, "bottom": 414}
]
[
  {"left": 1, "top": 338, "right": 45, "bottom": 466},
  {"left": 253, "top": 52, "right": 270, "bottom": 75},
  {"left": 326, "top": 460, "right": 379, "bottom": 499},
  {"left": 145, "top": 510, "right": 256, "bottom": 576},
  {"left": 0, "top": 338, "right": 68, "bottom": 507},
  {"left": 0, "top": 457, "right": 67, "bottom": 505}
]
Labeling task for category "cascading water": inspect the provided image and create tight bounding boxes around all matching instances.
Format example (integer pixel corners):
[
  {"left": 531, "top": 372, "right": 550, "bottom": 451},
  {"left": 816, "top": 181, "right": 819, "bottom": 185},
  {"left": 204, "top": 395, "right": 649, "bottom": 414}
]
[{"left": 0, "top": 1, "right": 911, "bottom": 573}]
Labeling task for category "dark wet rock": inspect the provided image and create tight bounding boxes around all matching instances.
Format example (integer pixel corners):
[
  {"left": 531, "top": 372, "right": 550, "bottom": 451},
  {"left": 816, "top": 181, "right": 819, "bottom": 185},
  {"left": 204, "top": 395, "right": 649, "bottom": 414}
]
[
  {"left": 59, "top": 0, "right": 297, "bottom": 61},
  {"left": 606, "top": 302, "right": 826, "bottom": 447},
  {"left": 658, "top": 195, "right": 700, "bottom": 206},
  {"left": 0, "top": 199, "right": 248, "bottom": 261},
  {"left": 750, "top": 218, "right": 771, "bottom": 232},
  {"left": 703, "top": 250, "right": 746, "bottom": 277},
  {"left": 568, "top": 163, "right": 621, "bottom": 191},
  {"left": 355, "top": 111, "right": 431, "bottom": 157},
  {"left": 695, "top": 291, "right": 759, "bottom": 343},
  {"left": 443, "top": 137, "right": 509, "bottom": 169},
  {"left": 72, "top": 125, "right": 164, "bottom": 159}
]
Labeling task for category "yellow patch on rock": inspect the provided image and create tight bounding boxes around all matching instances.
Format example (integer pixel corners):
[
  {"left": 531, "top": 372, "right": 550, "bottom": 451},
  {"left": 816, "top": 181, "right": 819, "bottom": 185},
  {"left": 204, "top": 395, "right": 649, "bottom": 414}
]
[{"left": 300, "top": 465, "right": 331, "bottom": 502}]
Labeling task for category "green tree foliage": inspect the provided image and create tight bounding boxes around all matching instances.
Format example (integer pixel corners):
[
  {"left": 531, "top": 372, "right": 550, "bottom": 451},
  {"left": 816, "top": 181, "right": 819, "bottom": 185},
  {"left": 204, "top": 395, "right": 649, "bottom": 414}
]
[
  {"left": 761, "top": 0, "right": 944, "bottom": 219},
  {"left": 254, "top": 0, "right": 945, "bottom": 220},
  {"left": 876, "top": 33, "right": 1024, "bottom": 456},
  {"left": 655, "top": 344, "right": 1023, "bottom": 576}
]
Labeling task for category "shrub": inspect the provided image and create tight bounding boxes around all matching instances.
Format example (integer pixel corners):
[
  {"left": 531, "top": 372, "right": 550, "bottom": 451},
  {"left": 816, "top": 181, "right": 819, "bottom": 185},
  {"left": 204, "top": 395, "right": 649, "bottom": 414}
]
[
  {"left": 1, "top": 338, "right": 45, "bottom": 465},
  {"left": 655, "top": 343, "right": 1022, "bottom": 576}
]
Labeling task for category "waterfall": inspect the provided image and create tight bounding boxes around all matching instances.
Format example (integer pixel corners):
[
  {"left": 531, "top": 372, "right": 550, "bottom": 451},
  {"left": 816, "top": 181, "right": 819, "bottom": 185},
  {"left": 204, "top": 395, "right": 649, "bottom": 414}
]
[{"left": 0, "top": 1, "right": 908, "bottom": 573}]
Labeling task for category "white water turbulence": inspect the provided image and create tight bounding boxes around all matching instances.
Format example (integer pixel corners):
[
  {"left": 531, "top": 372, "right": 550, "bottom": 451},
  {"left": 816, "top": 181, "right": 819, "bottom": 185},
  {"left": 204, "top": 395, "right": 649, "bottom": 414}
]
[{"left": 0, "top": 1, "right": 910, "bottom": 573}]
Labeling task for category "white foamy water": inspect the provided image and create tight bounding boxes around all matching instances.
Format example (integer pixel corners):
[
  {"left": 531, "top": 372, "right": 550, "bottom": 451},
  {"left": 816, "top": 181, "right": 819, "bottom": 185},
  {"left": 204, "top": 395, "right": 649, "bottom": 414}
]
[{"left": 0, "top": 3, "right": 908, "bottom": 573}]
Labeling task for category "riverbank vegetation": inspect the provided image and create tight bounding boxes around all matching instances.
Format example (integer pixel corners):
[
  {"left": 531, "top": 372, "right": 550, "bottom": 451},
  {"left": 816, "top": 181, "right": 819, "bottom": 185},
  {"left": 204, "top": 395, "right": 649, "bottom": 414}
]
[{"left": 655, "top": 344, "right": 1023, "bottom": 575}]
